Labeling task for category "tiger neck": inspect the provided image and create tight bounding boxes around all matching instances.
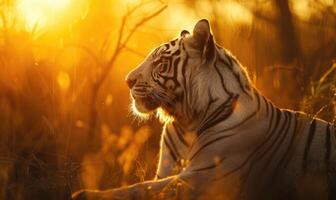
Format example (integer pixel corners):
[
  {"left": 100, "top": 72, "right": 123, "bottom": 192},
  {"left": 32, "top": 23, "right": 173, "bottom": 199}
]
[
  {"left": 169, "top": 47, "right": 268, "bottom": 134},
  {"left": 173, "top": 88, "right": 266, "bottom": 135}
]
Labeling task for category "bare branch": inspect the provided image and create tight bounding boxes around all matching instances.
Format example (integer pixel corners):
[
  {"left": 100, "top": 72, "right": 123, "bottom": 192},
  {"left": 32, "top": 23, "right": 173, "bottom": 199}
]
[
  {"left": 124, "top": 45, "right": 147, "bottom": 58},
  {"left": 96, "top": 5, "right": 167, "bottom": 89},
  {"left": 119, "top": 5, "right": 167, "bottom": 51},
  {"left": 113, "top": 15, "right": 127, "bottom": 59},
  {"left": 99, "top": 31, "right": 112, "bottom": 56},
  {"left": 86, "top": 2, "right": 167, "bottom": 150},
  {"left": 112, "top": 0, "right": 156, "bottom": 54}
]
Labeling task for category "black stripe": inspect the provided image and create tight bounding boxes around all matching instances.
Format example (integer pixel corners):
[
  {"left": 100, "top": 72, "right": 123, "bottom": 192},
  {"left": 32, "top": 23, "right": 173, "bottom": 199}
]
[
  {"left": 192, "top": 91, "right": 262, "bottom": 154},
  {"left": 214, "top": 61, "right": 233, "bottom": 96},
  {"left": 192, "top": 156, "right": 226, "bottom": 172},
  {"left": 218, "top": 54, "right": 251, "bottom": 98},
  {"left": 217, "top": 102, "right": 278, "bottom": 183},
  {"left": 172, "top": 57, "right": 180, "bottom": 88},
  {"left": 197, "top": 94, "right": 238, "bottom": 134},
  {"left": 197, "top": 104, "right": 235, "bottom": 134},
  {"left": 203, "top": 96, "right": 234, "bottom": 122},
  {"left": 172, "top": 49, "right": 181, "bottom": 56},
  {"left": 265, "top": 111, "right": 293, "bottom": 182},
  {"left": 153, "top": 59, "right": 162, "bottom": 67},
  {"left": 164, "top": 43, "right": 169, "bottom": 50},
  {"left": 189, "top": 134, "right": 234, "bottom": 161},
  {"left": 214, "top": 90, "right": 261, "bottom": 134},
  {"left": 151, "top": 71, "right": 167, "bottom": 89},
  {"left": 165, "top": 58, "right": 173, "bottom": 73},
  {"left": 302, "top": 118, "right": 317, "bottom": 172},
  {"left": 272, "top": 112, "right": 299, "bottom": 178},
  {"left": 262, "top": 111, "right": 291, "bottom": 171},
  {"left": 165, "top": 128, "right": 181, "bottom": 158},
  {"left": 154, "top": 47, "right": 183, "bottom": 91},
  {"left": 200, "top": 92, "right": 218, "bottom": 122},
  {"left": 241, "top": 106, "right": 281, "bottom": 186},
  {"left": 263, "top": 96, "right": 269, "bottom": 116},
  {"left": 219, "top": 50, "right": 233, "bottom": 66},
  {"left": 163, "top": 137, "right": 178, "bottom": 163},
  {"left": 255, "top": 109, "right": 286, "bottom": 169},
  {"left": 172, "top": 122, "right": 189, "bottom": 147},
  {"left": 325, "top": 124, "right": 331, "bottom": 171},
  {"left": 152, "top": 47, "right": 160, "bottom": 56}
]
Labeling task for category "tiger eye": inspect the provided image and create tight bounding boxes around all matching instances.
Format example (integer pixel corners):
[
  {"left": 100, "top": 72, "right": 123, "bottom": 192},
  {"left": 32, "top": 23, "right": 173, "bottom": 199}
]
[
  {"left": 166, "top": 80, "right": 175, "bottom": 90},
  {"left": 160, "top": 63, "right": 168, "bottom": 73}
]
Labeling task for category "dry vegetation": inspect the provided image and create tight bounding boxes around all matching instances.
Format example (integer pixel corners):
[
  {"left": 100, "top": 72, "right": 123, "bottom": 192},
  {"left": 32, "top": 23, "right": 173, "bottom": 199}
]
[{"left": 0, "top": 0, "right": 335, "bottom": 199}]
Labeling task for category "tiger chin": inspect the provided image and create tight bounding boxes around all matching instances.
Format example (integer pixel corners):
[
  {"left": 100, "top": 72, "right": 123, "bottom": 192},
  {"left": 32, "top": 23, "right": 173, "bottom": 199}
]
[{"left": 72, "top": 19, "right": 336, "bottom": 200}]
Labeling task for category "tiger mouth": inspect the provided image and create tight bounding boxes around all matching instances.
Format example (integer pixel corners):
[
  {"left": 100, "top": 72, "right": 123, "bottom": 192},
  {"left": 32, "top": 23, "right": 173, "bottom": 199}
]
[
  {"left": 132, "top": 95, "right": 160, "bottom": 113},
  {"left": 130, "top": 86, "right": 175, "bottom": 115}
]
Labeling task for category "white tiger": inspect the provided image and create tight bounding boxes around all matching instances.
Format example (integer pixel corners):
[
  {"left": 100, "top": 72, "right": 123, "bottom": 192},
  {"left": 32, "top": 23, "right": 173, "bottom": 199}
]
[{"left": 72, "top": 19, "right": 336, "bottom": 200}]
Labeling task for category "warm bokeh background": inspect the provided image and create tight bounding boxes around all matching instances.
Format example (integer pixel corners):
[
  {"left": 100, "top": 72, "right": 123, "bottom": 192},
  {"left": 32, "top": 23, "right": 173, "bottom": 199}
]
[{"left": 0, "top": 0, "right": 335, "bottom": 199}]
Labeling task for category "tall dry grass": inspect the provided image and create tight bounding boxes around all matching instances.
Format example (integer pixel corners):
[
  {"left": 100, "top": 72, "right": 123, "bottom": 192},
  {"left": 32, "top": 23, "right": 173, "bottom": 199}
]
[{"left": 0, "top": 0, "right": 335, "bottom": 199}]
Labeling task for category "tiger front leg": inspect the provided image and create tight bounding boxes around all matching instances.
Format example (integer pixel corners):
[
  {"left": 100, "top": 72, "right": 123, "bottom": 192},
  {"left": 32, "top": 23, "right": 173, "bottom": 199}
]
[
  {"left": 71, "top": 175, "right": 194, "bottom": 200},
  {"left": 71, "top": 187, "right": 149, "bottom": 200}
]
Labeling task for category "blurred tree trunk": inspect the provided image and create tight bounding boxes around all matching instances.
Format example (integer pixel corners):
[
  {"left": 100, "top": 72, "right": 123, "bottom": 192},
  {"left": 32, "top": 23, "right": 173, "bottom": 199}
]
[
  {"left": 274, "top": 0, "right": 303, "bottom": 109},
  {"left": 275, "top": 0, "right": 302, "bottom": 64}
]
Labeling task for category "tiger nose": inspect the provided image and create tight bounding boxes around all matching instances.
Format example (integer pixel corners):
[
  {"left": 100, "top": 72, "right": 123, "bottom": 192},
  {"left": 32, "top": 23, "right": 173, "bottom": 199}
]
[{"left": 126, "top": 77, "right": 137, "bottom": 89}]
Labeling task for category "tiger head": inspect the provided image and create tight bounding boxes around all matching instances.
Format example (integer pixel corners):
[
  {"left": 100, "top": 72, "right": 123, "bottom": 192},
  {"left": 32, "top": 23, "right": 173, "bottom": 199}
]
[{"left": 126, "top": 19, "right": 251, "bottom": 127}]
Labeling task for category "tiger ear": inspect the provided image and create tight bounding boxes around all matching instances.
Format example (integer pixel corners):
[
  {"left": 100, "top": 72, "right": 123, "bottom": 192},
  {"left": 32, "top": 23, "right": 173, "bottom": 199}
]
[
  {"left": 193, "top": 19, "right": 211, "bottom": 49},
  {"left": 187, "top": 19, "right": 215, "bottom": 63}
]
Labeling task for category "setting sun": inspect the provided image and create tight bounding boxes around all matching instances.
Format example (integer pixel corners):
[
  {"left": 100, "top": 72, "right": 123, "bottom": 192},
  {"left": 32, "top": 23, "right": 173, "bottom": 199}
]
[
  {"left": 17, "top": 0, "right": 70, "bottom": 29},
  {"left": 0, "top": 0, "right": 335, "bottom": 199}
]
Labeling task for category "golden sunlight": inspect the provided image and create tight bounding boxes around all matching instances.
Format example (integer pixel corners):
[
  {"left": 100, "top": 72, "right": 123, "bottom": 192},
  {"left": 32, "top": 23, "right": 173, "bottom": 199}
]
[
  {"left": 196, "top": 0, "right": 252, "bottom": 25},
  {"left": 222, "top": 1, "right": 253, "bottom": 25},
  {"left": 57, "top": 71, "right": 71, "bottom": 91},
  {"left": 165, "top": 4, "right": 197, "bottom": 34},
  {"left": 290, "top": 0, "right": 311, "bottom": 21},
  {"left": 131, "top": 102, "right": 150, "bottom": 121},
  {"left": 124, "top": 0, "right": 141, "bottom": 5},
  {"left": 17, "top": 0, "right": 70, "bottom": 29},
  {"left": 156, "top": 107, "right": 174, "bottom": 124}
]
